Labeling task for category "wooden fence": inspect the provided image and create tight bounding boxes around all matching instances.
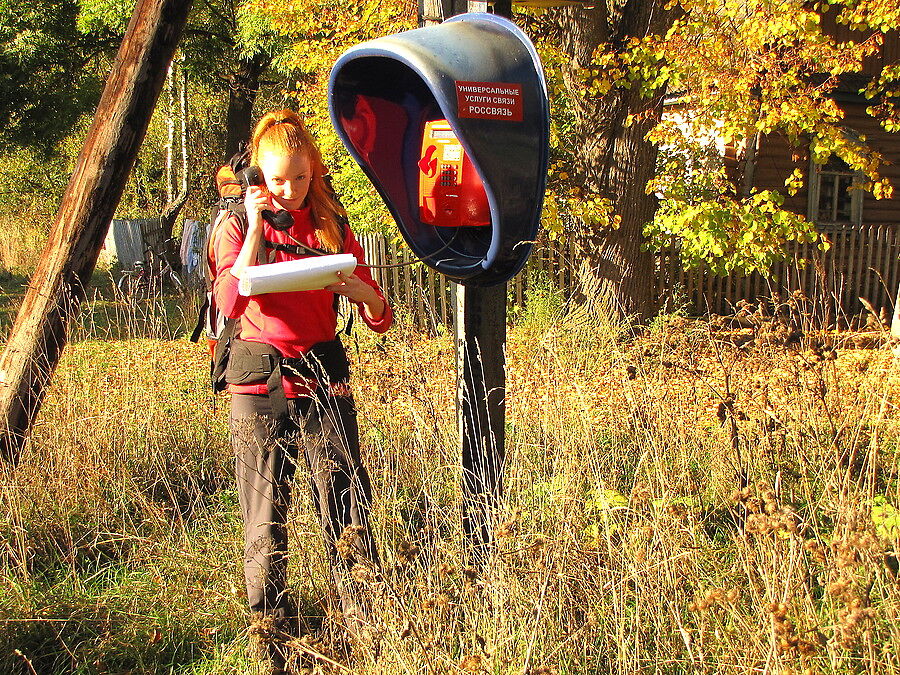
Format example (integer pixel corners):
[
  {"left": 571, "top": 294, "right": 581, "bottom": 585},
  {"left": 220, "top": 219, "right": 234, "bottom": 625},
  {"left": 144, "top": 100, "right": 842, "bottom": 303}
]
[
  {"left": 357, "top": 225, "right": 900, "bottom": 330},
  {"left": 356, "top": 233, "right": 577, "bottom": 332},
  {"left": 656, "top": 224, "right": 900, "bottom": 322}
]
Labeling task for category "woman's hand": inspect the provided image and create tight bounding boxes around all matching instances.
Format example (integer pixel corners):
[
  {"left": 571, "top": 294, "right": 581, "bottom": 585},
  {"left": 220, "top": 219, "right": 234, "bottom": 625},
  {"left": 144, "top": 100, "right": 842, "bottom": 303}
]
[
  {"left": 326, "top": 271, "right": 376, "bottom": 303},
  {"left": 326, "top": 271, "right": 385, "bottom": 321},
  {"left": 243, "top": 185, "right": 271, "bottom": 227},
  {"left": 228, "top": 188, "right": 267, "bottom": 279}
]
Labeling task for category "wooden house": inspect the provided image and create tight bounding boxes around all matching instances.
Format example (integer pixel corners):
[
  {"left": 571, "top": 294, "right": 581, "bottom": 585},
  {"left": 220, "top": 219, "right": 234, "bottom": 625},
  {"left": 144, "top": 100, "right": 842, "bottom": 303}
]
[
  {"left": 667, "top": 15, "right": 900, "bottom": 322},
  {"left": 729, "top": 16, "right": 900, "bottom": 230}
]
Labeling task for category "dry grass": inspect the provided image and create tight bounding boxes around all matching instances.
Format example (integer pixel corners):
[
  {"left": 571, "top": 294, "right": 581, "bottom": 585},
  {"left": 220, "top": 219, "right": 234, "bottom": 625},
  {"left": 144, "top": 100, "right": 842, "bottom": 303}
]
[
  {"left": 0, "top": 274, "right": 898, "bottom": 673},
  {"left": 341, "top": 303, "right": 900, "bottom": 674}
]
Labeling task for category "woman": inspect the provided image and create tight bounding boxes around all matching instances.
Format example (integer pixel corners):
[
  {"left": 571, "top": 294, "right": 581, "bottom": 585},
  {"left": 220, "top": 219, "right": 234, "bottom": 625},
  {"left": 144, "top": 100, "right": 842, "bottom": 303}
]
[{"left": 211, "top": 109, "right": 391, "bottom": 669}]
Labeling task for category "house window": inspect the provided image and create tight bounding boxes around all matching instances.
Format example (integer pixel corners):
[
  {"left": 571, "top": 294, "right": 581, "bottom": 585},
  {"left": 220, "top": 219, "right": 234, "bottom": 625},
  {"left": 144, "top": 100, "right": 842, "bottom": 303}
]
[{"left": 807, "top": 154, "right": 863, "bottom": 226}]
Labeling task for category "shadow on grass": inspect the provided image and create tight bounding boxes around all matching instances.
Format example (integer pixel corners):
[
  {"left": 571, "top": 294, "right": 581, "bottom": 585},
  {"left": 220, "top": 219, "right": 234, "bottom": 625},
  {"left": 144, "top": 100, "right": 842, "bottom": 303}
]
[
  {"left": 0, "top": 268, "right": 201, "bottom": 344},
  {"left": 0, "top": 592, "right": 218, "bottom": 674}
]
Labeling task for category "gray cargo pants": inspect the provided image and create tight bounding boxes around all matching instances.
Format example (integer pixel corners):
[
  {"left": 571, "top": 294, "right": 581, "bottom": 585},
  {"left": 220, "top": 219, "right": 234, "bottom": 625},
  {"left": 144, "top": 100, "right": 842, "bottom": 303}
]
[{"left": 230, "top": 390, "right": 379, "bottom": 624}]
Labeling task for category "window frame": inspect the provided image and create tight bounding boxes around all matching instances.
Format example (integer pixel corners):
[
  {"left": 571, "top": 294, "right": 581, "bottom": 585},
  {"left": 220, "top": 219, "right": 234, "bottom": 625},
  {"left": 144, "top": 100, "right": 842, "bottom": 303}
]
[{"left": 807, "top": 153, "right": 864, "bottom": 227}]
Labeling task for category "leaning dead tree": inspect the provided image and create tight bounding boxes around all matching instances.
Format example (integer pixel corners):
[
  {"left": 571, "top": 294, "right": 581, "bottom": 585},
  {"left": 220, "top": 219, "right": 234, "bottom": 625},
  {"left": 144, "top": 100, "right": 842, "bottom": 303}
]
[{"left": 0, "top": 0, "right": 194, "bottom": 464}]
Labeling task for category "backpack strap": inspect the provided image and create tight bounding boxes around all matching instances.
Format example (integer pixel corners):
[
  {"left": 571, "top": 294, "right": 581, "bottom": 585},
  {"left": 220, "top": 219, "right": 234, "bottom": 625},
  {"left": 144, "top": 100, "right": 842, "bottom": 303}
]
[
  {"left": 189, "top": 297, "right": 208, "bottom": 343},
  {"left": 210, "top": 316, "right": 240, "bottom": 392},
  {"left": 222, "top": 205, "right": 270, "bottom": 265}
]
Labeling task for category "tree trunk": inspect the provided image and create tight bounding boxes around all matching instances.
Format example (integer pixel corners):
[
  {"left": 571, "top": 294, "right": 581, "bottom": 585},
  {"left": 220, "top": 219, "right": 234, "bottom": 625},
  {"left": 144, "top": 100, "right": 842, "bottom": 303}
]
[
  {"left": 166, "top": 60, "right": 177, "bottom": 203},
  {"left": 160, "top": 53, "right": 190, "bottom": 261},
  {"left": 0, "top": 0, "right": 193, "bottom": 464},
  {"left": 552, "top": 0, "right": 672, "bottom": 324},
  {"left": 179, "top": 58, "right": 188, "bottom": 199},
  {"left": 223, "top": 53, "right": 270, "bottom": 159}
]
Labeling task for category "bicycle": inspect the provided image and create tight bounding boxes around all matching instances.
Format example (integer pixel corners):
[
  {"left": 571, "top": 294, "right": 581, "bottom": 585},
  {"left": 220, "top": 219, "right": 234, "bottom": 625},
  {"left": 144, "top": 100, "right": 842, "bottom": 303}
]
[{"left": 117, "top": 243, "right": 186, "bottom": 299}]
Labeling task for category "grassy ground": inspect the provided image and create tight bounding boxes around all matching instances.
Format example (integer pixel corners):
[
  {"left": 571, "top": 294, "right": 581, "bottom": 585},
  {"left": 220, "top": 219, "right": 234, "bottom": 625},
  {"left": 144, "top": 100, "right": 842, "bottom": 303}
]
[{"left": 0, "top": 270, "right": 899, "bottom": 674}]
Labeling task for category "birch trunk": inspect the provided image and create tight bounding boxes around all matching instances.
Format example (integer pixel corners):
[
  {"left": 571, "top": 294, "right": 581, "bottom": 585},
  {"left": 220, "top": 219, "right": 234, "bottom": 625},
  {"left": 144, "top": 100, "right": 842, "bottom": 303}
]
[{"left": 160, "top": 54, "right": 189, "bottom": 248}]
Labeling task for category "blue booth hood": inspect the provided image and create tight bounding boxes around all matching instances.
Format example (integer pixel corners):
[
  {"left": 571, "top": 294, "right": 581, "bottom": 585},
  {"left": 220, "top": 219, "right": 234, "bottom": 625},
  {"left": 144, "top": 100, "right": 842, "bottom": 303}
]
[{"left": 328, "top": 13, "right": 550, "bottom": 287}]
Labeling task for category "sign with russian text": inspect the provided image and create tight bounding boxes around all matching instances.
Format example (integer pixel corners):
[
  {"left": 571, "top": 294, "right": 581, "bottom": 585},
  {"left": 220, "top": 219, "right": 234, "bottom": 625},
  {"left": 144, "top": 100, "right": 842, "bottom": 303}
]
[{"left": 456, "top": 81, "right": 523, "bottom": 122}]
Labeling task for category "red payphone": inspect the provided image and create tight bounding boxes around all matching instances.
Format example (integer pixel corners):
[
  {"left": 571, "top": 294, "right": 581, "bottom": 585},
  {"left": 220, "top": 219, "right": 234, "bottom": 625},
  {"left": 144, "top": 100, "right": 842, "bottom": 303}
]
[{"left": 418, "top": 120, "right": 490, "bottom": 228}]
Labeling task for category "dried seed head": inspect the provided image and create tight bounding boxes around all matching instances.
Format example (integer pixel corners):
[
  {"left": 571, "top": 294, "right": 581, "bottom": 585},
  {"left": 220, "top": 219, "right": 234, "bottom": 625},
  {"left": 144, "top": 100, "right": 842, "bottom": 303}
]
[
  {"left": 836, "top": 601, "right": 876, "bottom": 648},
  {"left": 826, "top": 578, "right": 851, "bottom": 600},
  {"left": 765, "top": 602, "right": 788, "bottom": 620},
  {"left": 495, "top": 518, "right": 518, "bottom": 539},
  {"left": 746, "top": 497, "right": 763, "bottom": 514},
  {"left": 397, "top": 540, "right": 420, "bottom": 564},
  {"left": 422, "top": 592, "right": 452, "bottom": 613},
  {"left": 832, "top": 539, "right": 861, "bottom": 570},
  {"left": 351, "top": 563, "right": 374, "bottom": 584},
  {"left": 732, "top": 486, "right": 752, "bottom": 504},
  {"left": 335, "top": 525, "right": 366, "bottom": 560},
  {"left": 630, "top": 482, "right": 652, "bottom": 505},
  {"left": 804, "top": 539, "right": 827, "bottom": 564},
  {"left": 460, "top": 655, "right": 483, "bottom": 671}
]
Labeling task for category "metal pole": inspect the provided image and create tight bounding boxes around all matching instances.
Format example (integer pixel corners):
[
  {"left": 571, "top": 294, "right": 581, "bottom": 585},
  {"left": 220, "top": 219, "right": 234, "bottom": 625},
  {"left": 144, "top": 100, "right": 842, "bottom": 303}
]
[{"left": 0, "top": 0, "right": 193, "bottom": 464}]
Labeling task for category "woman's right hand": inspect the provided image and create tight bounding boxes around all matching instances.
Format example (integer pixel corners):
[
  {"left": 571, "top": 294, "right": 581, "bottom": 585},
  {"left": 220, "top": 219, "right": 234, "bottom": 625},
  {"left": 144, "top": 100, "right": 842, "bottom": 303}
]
[
  {"left": 230, "top": 189, "right": 268, "bottom": 279},
  {"left": 244, "top": 185, "right": 271, "bottom": 228}
]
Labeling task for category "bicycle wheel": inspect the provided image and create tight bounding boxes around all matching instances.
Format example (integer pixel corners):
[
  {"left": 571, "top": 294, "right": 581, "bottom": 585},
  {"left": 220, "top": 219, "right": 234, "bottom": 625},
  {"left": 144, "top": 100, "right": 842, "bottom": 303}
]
[
  {"left": 117, "top": 271, "right": 135, "bottom": 297},
  {"left": 167, "top": 269, "right": 186, "bottom": 294},
  {"left": 118, "top": 271, "right": 150, "bottom": 300}
]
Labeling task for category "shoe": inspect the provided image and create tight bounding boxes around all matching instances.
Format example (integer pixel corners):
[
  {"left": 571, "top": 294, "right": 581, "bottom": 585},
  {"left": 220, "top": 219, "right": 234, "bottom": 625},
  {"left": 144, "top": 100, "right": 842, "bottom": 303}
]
[{"left": 249, "top": 613, "right": 291, "bottom": 674}]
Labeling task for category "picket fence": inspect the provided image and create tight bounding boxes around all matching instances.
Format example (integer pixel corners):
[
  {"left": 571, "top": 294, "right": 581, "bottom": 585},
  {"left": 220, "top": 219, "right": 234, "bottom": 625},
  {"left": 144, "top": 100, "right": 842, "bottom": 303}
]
[
  {"left": 656, "top": 224, "right": 900, "bottom": 323},
  {"left": 355, "top": 233, "right": 577, "bottom": 332},
  {"left": 357, "top": 224, "right": 900, "bottom": 331}
]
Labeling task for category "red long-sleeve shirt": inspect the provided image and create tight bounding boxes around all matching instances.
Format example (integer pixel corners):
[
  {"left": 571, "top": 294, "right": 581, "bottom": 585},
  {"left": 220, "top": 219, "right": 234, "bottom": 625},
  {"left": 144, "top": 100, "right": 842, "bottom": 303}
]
[{"left": 211, "top": 205, "right": 392, "bottom": 396}]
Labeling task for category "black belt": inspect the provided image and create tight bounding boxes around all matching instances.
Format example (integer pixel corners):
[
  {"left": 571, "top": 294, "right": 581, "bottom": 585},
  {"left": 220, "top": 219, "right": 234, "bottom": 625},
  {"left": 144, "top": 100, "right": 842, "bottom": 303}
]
[{"left": 224, "top": 337, "right": 351, "bottom": 421}]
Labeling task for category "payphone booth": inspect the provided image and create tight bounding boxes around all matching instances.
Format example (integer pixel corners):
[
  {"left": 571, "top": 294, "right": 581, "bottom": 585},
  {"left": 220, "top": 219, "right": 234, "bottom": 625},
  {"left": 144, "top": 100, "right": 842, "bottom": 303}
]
[{"left": 328, "top": 13, "right": 549, "bottom": 287}]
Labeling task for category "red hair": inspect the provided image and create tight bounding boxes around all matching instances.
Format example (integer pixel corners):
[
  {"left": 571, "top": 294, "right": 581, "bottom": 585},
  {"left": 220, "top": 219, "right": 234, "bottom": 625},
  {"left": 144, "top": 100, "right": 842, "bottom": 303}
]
[{"left": 251, "top": 109, "right": 345, "bottom": 253}]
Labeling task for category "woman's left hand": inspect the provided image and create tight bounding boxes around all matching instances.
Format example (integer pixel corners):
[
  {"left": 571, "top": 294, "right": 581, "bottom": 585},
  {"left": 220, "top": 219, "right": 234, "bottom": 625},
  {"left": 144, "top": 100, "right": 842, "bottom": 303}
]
[
  {"left": 326, "top": 271, "right": 385, "bottom": 321},
  {"left": 326, "top": 271, "right": 377, "bottom": 304}
]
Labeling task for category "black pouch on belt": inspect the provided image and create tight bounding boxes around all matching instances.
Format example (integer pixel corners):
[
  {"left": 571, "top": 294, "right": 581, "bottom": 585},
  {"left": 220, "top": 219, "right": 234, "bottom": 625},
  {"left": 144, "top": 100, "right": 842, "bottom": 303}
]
[
  {"left": 292, "top": 338, "right": 351, "bottom": 384},
  {"left": 224, "top": 338, "right": 290, "bottom": 421}
]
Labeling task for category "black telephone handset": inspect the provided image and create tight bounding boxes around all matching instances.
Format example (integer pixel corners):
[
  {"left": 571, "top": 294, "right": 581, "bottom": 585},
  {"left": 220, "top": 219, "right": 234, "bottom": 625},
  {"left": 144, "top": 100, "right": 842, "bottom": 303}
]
[{"left": 238, "top": 166, "right": 295, "bottom": 231}]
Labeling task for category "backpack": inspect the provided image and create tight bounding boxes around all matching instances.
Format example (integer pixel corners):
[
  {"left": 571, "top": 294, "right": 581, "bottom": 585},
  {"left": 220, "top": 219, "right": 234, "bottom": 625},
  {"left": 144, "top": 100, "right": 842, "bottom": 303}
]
[{"left": 189, "top": 147, "right": 350, "bottom": 394}]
